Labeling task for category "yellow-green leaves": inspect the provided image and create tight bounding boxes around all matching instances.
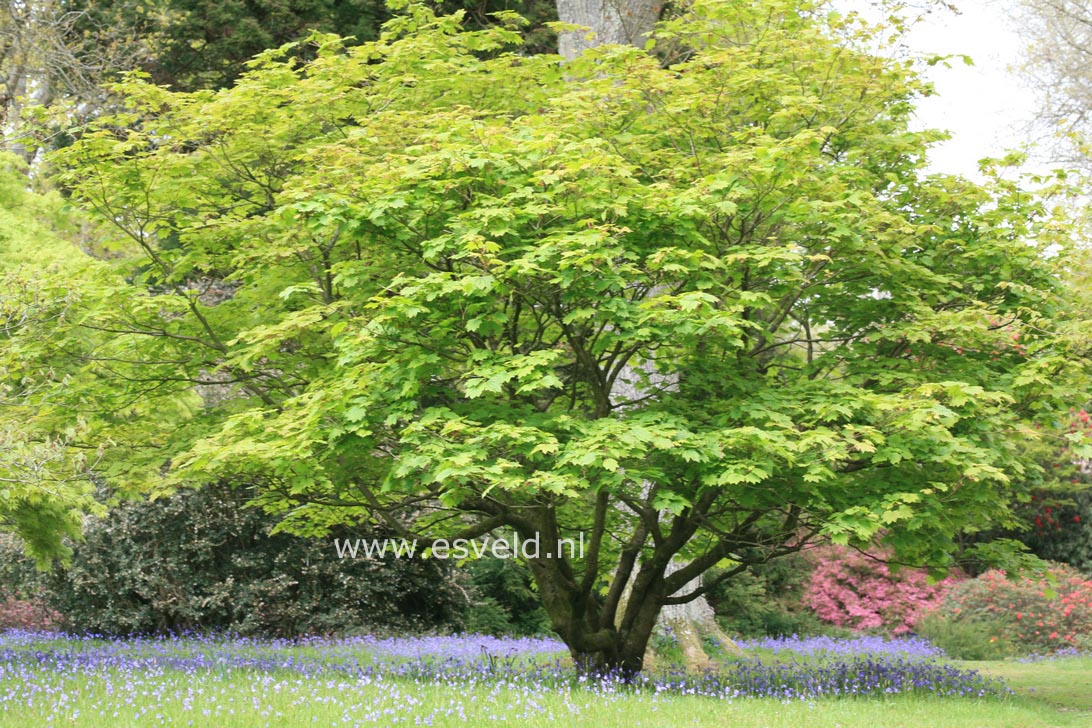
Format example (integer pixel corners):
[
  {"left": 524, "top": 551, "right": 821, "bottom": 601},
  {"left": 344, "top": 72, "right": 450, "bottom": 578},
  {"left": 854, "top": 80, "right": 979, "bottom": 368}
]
[{"left": 37, "top": 1, "right": 1092, "bottom": 581}]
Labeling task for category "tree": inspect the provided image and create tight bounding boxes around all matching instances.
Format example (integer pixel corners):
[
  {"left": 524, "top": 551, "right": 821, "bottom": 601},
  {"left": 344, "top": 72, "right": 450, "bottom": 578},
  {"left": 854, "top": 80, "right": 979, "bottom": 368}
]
[
  {"left": 58, "top": 0, "right": 558, "bottom": 93},
  {"left": 554, "top": 0, "right": 658, "bottom": 59},
  {"left": 0, "top": 0, "right": 154, "bottom": 156},
  {"left": 1017, "top": 0, "right": 1092, "bottom": 165},
  {"left": 557, "top": 0, "right": 714, "bottom": 667},
  {"left": 50, "top": 0, "right": 1090, "bottom": 674},
  {"left": 0, "top": 154, "right": 110, "bottom": 564}
]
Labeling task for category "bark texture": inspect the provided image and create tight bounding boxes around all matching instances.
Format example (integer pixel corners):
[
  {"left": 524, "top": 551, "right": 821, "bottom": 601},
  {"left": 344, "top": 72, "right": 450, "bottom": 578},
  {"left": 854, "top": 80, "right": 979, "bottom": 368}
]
[
  {"left": 659, "top": 562, "right": 739, "bottom": 670},
  {"left": 555, "top": 0, "right": 662, "bottom": 60}
]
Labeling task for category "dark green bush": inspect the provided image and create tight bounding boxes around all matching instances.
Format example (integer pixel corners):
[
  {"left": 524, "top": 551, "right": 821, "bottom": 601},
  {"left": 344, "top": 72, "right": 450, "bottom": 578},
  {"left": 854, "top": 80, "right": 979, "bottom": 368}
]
[
  {"left": 0, "top": 484, "right": 467, "bottom": 636},
  {"left": 706, "top": 555, "right": 829, "bottom": 638},
  {"left": 462, "top": 558, "right": 550, "bottom": 636},
  {"left": 1018, "top": 489, "right": 1092, "bottom": 575}
]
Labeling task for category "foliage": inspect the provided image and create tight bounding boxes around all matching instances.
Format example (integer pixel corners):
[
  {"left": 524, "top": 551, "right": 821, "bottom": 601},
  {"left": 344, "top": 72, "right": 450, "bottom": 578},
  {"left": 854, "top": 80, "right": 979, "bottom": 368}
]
[
  {"left": 1015, "top": 488, "right": 1092, "bottom": 574},
  {"left": 0, "top": 595, "right": 60, "bottom": 631},
  {"left": 0, "top": 537, "right": 61, "bottom": 632},
  {"left": 0, "top": 0, "right": 152, "bottom": 155},
  {"left": 0, "top": 484, "right": 465, "bottom": 636},
  {"left": 707, "top": 555, "right": 829, "bottom": 638},
  {"left": 1017, "top": 0, "right": 1092, "bottom": 164},
  {"left": 914, "top": 612, "right": 1013, "bottom": 661},
  {"left": 463, "top": 558, "right": 551, "bottom": 636},
  {"left": 932, "top": 563, "right": 1092, "bottom": 654},
  {"left": 1000, "top": 409, "right": 1092, "bottom": 573},
  {"left": 57, "top": 0, "right": 559, "bottom": 94},
  {"left": 0, "top": 154, "right": 111, "bottom": 565},
  {"left": 0, "top": 548, "right": 61, "bottom": 632},
  {"left": 803, "top": 545, "right": 964, "bottom": 634},
  {"left": 43, "top": 0, "right": 1092, "bottom": 672}
]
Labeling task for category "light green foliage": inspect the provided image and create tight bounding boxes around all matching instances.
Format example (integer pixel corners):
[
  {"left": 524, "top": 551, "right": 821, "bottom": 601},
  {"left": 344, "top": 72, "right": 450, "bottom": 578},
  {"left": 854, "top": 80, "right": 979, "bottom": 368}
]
[
  {"left": 0, "top": 155, "right": 110, "bottom": 564},
  {"left": 914, "top": 613, "right": 1014, "bottom": 661},
  {"left": 47, "top": 0, "right": 1091, "bottom": 668}
]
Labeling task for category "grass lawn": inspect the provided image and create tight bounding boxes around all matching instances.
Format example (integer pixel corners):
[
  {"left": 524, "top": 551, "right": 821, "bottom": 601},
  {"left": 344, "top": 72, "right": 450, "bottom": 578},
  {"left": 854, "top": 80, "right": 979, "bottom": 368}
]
[
  {"left": 978, "top": 657, "right": 1092, "bottom": 714},
  {"left": 0, "top": 672, "right": 1084, "bottom": 727},
  {"left": 0, "top": 633, "right": 1088, "bottom": 727},
  {"left": 0, "top": 673, "right": 1085, "bottom": 728}
]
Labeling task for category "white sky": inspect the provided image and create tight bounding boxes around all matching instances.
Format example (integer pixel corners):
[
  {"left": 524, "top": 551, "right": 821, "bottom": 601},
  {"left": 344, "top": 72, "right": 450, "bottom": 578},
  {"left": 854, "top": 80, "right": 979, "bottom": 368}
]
[
  {"left": 847, "top": 0, "right": 1041, "bottom": 178},
  {"left": 902, "top": 0, "right": 1039, "bottom": 177}
]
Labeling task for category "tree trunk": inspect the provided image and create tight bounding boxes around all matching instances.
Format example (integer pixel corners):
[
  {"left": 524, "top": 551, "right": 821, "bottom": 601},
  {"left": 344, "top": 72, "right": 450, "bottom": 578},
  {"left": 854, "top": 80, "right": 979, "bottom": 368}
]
[
  {"left": 554, "top": 0, "right": 662, "bottom": 60},
  {"left": 603, "top": 355, "right": 740, "bottom": 672},
  {"left": 538, "top": 0, "right": 738, "bottom": 676},
  {"left": 658, "top": 562, "right": 739, "bottom": 670}
]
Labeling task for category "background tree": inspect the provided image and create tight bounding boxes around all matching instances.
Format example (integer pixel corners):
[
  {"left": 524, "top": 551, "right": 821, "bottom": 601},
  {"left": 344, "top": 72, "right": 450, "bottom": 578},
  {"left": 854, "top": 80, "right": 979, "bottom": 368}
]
[
  {"left": 553, "top": 0, "right": 658, "bottom": 59},
  {"left": 47, "top": 0, "right": 1092, "bottom": 674},
  {"left": 1018, "top": 0, "right": 1092, "bottom": 165},
  {"left": 0, "top": 0, "right": 156, "bottom": 156},
  {"left": 2, "top": 0, "right": 558, "bottom": 159},
  {"left": 59, "top": 0, "right": 558, "bottom": 93}
]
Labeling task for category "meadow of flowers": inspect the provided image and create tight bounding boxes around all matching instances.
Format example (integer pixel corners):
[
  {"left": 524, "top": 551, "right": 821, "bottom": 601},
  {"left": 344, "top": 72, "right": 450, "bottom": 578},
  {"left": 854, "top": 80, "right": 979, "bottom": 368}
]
[{"left": 0, "top": 630, "right": 1021, "bottom": 726}]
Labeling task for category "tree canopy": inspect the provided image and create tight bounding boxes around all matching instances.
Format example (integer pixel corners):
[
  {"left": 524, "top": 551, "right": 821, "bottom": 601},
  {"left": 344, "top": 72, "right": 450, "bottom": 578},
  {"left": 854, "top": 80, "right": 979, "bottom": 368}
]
[
  {"left": 58, "top": 0, "right": 559, "bottom": 93},
  {"left": 0, "top": 155, "right": 114, "bottom": 564},
  {"left": 1019, "top": 0, "right": 1092, "bottom": 163},
  {"left": 37, "top": 0, "right": 1092, "bottom": 672}
]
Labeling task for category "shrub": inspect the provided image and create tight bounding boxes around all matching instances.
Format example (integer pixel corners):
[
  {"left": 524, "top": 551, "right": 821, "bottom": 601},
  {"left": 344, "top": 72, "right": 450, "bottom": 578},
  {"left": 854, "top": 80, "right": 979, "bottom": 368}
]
[
  {"left": 1018, "top": 489, "right": 1092, "bottom": 575},
  {"left": 462, "top": 558, "right": 550, "bottom": 636},
  {"left": 913, "top": 613, "right": 1012, "bottom": 660},
  {"left": 0, "top": 484, "right": 467, "bottom": 637},
  {"left": 934, "top": 563, "right": 1092, "bottom": 654},
  {"left": 803, "top": 546, "right": 963, "bottom": 634},
  {"left": 0, "top": 594, "right": 61, "bottom": 631},
  {"left": 707, "top": 554, "right": 833, "bottom": 638},
  {"left": 0, "top": 536, "right": 62, "bottom": 632},
  {"left": 990, "top": 409, "right": 1092, "bottom": 575}
]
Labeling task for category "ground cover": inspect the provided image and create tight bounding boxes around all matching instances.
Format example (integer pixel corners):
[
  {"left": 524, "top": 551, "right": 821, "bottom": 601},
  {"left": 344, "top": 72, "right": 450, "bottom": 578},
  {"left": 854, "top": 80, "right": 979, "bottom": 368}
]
[{"left": 0, "top": 631, "right": 1085, "bottom": 727}]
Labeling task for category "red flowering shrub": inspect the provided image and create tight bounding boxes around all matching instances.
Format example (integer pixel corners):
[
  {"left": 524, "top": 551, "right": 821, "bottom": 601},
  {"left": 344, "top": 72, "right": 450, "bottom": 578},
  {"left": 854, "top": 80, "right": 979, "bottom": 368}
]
[
  {"left": 935, "top": 563, "right": 1092, "bottom": 653},
  {"left": 0, "top": 592, "right": 60, "bottom": 631},
  {"left": 1009, "top": 409, "right": 1092, "bottom": 573},
  {"left": 803, "top": 546, "right": 963, "bottom": 634}
]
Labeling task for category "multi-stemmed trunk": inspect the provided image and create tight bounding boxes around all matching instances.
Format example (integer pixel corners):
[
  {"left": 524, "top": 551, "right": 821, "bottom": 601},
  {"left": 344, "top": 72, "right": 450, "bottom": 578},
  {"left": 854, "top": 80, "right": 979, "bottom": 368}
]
[
  {"left": 372, "top": 0, "right": 732, "bottom": 677},
  {"left": 500, "top": 492, "right": 746, "bottom": 677},
  {"left": 524, "top": 547, "right": 668, "bottom": 677}
]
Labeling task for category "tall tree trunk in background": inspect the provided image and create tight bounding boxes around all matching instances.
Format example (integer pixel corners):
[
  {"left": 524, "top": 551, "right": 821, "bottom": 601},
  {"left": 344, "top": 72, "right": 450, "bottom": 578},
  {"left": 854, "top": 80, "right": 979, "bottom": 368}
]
[
  {"left": 555, "top": 0, "right": 662, "bottom": 59},
  {"left": 657, "top": 562, "right": 738, "bottom": 670},
  {"left": 611, "top": 362, "right": 741, "bottom": 671},
  {"left": 559, "top": 0, "right": 738, "bottom": 672},
  {"left": 553, "top": 0, "right": 739, "bottom": 671}
]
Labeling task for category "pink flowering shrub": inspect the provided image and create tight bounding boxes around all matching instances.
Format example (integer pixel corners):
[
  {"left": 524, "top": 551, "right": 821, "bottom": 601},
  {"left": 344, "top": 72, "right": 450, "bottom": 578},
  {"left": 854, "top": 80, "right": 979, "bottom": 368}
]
[
  {"left": 937, "top": 563, "right": 1092, "bottom": 653},
  {"left": 804, "top": 546, "right": 963, "bottom": 634}
]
